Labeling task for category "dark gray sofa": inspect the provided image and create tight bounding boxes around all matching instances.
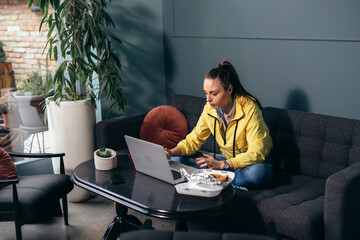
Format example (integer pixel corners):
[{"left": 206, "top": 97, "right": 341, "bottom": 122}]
[{"left": 96, "top": 95, "right": 360, "bottom": 240}]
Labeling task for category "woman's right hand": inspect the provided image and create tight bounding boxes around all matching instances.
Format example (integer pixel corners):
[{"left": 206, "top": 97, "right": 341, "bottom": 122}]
[
  {"left": 165, "top": 146, "right": 182, "bottom": 159},
  {"left": 164, "top": 148, "right": 172, "bottom": 159}
]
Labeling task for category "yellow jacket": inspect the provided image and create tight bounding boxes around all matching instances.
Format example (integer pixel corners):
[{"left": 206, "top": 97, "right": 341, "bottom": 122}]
[{"left": 177, "top": 95, "right": 273, "bottom": 169}]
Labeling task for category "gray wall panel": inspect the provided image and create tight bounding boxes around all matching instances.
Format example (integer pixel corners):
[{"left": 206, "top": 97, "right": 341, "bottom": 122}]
[
  {"left": 102, "top": 1, "right": 360, "bottom": 120},
  {"left": 164, "top": 0, "right": 360, "bottom": 120},
  {"left": 103, "top": 0, "right": 166, "bottom": 118},
  {"left": 173, "top": 0, "right": 360, "bottom": 41}
]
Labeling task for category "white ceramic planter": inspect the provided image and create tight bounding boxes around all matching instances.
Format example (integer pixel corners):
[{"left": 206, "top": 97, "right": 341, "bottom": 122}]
[
  {"left": 13, "top": 92, "right": 47, "bottom": 128},
  {"left": 47, "top": 98, "right": 95, "bottom": 202},
  {"left": 94, "top": 148, "right": 117, "bottom": 170}
]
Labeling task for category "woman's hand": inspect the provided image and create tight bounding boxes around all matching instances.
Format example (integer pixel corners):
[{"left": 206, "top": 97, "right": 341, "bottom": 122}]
[
  {"left": 165, "top": 146, "right": 182, "bottom": 159},
  {"left": 164, "top": 148, "right": 172, "bottom": 159},
  {"left": 195, "top": 153, "right": 223, "bottom": 169}
]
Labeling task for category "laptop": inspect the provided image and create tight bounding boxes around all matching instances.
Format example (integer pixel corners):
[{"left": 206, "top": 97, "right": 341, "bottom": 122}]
[{"left": 124, "top": 135, "right": 194, "bottom": 185}]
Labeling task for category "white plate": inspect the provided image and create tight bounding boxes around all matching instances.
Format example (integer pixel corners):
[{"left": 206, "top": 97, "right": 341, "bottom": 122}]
[{"left": 175, "top": 170, "right": 234, "bottom": 198}]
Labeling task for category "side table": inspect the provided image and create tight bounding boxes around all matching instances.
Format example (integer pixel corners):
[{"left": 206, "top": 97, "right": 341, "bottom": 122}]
[
  {"left": 72, "top": 155, "right": 237, "bottom": 240},
  {"left": 0, "top": 124, "right": 48, "bottom": 153}
]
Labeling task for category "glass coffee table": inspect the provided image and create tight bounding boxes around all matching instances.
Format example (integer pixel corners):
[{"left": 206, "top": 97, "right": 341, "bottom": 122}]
[{"left": 72, "top": 155, "right": 237, "bottom": 240}]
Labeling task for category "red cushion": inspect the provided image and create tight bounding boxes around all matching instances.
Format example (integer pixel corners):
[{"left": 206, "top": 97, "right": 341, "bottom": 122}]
[
  {"left": 0, "top": 147, "right": 17, "bottom": 188},
  {"left": 141, "top": 105, "right": 188, "bottom": 149}
]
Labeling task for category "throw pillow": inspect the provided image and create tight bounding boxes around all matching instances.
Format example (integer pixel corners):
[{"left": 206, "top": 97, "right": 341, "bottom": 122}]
[
  {"left": 141, "top": 105, "right": 188, "bottom": 149},
  {"left": 0, "top": 147, "right": 17, "bottom": 189}
]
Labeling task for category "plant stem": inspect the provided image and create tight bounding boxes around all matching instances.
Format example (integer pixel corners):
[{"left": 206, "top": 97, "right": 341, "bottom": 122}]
[{"left": 72, "top": 0, "right": 77, "bottom": 99}]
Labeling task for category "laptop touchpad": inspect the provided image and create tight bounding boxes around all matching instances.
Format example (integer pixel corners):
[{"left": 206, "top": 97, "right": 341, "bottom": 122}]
[{"left": 169, "top": 161, "right": 197, "bottom": 174}]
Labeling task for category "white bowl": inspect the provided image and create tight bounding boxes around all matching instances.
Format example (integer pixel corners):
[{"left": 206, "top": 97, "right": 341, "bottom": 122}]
[{"left": 175, "top": 170, "right": 235, "bottom": 197}]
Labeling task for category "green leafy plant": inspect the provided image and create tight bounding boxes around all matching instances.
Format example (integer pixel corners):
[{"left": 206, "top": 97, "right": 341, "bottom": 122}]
[
  {"left": 96, "top": 147, "right": 111, "bottom": 158},
  {"left": 0, "top": 41, "right": 6, "bottom": 63},
  {"left": 16, "top": 62, "right": 51, "bottom": 96},
  {"left": 27, "top": 0, "right": 126, "bottom": 116}
]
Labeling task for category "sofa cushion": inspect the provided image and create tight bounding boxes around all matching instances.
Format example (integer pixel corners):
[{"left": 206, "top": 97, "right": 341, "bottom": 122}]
[
  {"left": 236, "top": 172, "right": 326, "bottom": 240},
  {"left": 0, "top": 147, "right": 17, "bottom": 189},
  {"left": 96, "top": 112, "right": 148, "bottom": 154},
  {"left": 141, "top": 105, "right": 188, "bottom": 149},
  {"left": 0, "top": 174, "right": 73, "bottom": 222},
  {"left": 263, "top": 107, "right": 360, "bottom": 178}
]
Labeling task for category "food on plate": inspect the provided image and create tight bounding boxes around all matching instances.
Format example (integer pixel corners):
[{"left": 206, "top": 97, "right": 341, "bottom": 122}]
[{"left": 210, "top": 173, "right": 229, "bottom": 182}]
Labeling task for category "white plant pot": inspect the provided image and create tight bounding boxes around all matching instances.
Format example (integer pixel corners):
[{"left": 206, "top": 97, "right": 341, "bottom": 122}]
[
  {"left": 94, "top": 148, "right": 117, "bottom": 170},
  {"left": 13, "top": 92, "right": 47, "bottom": 128},
  {"left": 47, "top": 98, "right": 95, "bottom": 202}
]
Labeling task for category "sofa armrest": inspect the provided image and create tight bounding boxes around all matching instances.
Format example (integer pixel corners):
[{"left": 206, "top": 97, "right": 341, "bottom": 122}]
[
  {"left": 0, "top": 178, "right": 19, "bottom": 184},
  {"left": 324, "top": 162, "right": 360, "bottom": 240},
  {"left": 96, "top": 112, "right": 148, "bottom": 151}
]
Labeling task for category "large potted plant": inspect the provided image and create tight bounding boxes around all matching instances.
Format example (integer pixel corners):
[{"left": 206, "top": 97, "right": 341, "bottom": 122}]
[
  {"left": 27, "top": 0, "right": 126, "bottom": 202},
  {"left": 14, "top": 62, "right": 51, "bottom": 129}
]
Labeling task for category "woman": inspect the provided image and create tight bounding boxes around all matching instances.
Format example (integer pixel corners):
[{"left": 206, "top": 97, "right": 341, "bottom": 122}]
[{"left": 165, "top": 60, "right": 274, "bottom": 188}]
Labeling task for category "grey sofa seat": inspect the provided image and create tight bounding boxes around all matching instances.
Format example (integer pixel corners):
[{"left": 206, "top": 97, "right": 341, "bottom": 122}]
[
  {"left": 238, "top": 173, "right": 326, "bottom": 240},
  {"left": 260, "top": 106, "right": 360, "bottom": 240},
  {"left": 96, "top": 95, "right": 360, "bottom": 240}
]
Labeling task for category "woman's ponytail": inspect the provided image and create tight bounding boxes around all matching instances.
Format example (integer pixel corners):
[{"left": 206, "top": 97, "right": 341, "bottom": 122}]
[{"left": 205, "top": 60, "right": 263, "bottom": 109}]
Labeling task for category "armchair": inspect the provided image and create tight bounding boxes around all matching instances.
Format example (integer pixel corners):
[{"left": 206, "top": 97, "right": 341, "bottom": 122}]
[{"left": 0, "top": 152, "right": 74, "bottom": 240}]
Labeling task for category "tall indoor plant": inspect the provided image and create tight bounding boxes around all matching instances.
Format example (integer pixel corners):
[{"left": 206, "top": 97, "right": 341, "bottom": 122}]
[
  {"left": 27, "top": 0, "right": 126, "bottom": 202},
  {"left": 28, "top": 0, "right": 125, "bottom": 111}
]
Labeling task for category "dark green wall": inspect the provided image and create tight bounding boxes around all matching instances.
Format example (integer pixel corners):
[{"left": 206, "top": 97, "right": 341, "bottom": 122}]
[
  {"left": 105, "top": 0, "right": 360, "bottom": 120},
  {"left": 103, "top": 0, "right": 166, "bottom": 118},
  {"left": 163, "top": 0, "right": 360, "bottom": 120}
]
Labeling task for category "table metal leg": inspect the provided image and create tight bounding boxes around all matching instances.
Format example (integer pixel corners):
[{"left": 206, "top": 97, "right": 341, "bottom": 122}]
[
  {"left": 175, "top": 219, "right": 188, "bottom": 231},
  {"left": 101, "top": 203, "right": 143, "bottom": 240},
  {"left": 101, "top": 216, "right": 123, "bottom": 240},
  {"left": 42, "top": 131, "right": 45, "bottom": 153},
  {"left": 29, "top": 133, "right": 35, "bottom": 153},
  {"left": 35, "top": 132, "right": 41, "bottom": 152}
]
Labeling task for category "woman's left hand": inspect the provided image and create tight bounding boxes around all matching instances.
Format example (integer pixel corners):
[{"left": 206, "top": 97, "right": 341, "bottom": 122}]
[{"left": 195, "top": 153, "right": 222, "bottom": 169}]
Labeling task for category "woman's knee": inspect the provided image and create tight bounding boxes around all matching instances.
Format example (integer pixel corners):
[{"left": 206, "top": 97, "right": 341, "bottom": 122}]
[{"left": 233, "top": 163, "right": 273, "bottom": 188}]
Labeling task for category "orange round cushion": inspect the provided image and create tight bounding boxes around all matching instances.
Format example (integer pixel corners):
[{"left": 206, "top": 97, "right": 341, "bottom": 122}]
[{"left": 140, "top": 105, "right": 188, "bottom": 149}]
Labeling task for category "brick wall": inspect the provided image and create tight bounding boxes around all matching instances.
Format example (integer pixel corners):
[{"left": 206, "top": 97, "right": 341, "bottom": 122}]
[{"left": 0, "top": 0, "right": 57, "bottom": 85}]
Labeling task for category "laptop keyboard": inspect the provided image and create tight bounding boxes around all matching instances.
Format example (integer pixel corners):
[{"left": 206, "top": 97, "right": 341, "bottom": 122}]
[{"left": 171, "top": 169, "right": 182, "bottom": 180}]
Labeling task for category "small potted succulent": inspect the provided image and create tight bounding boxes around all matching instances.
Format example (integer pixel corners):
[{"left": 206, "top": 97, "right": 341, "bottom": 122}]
[{"left": 94, "top": 147, "right": 117, "bottom": 170}]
